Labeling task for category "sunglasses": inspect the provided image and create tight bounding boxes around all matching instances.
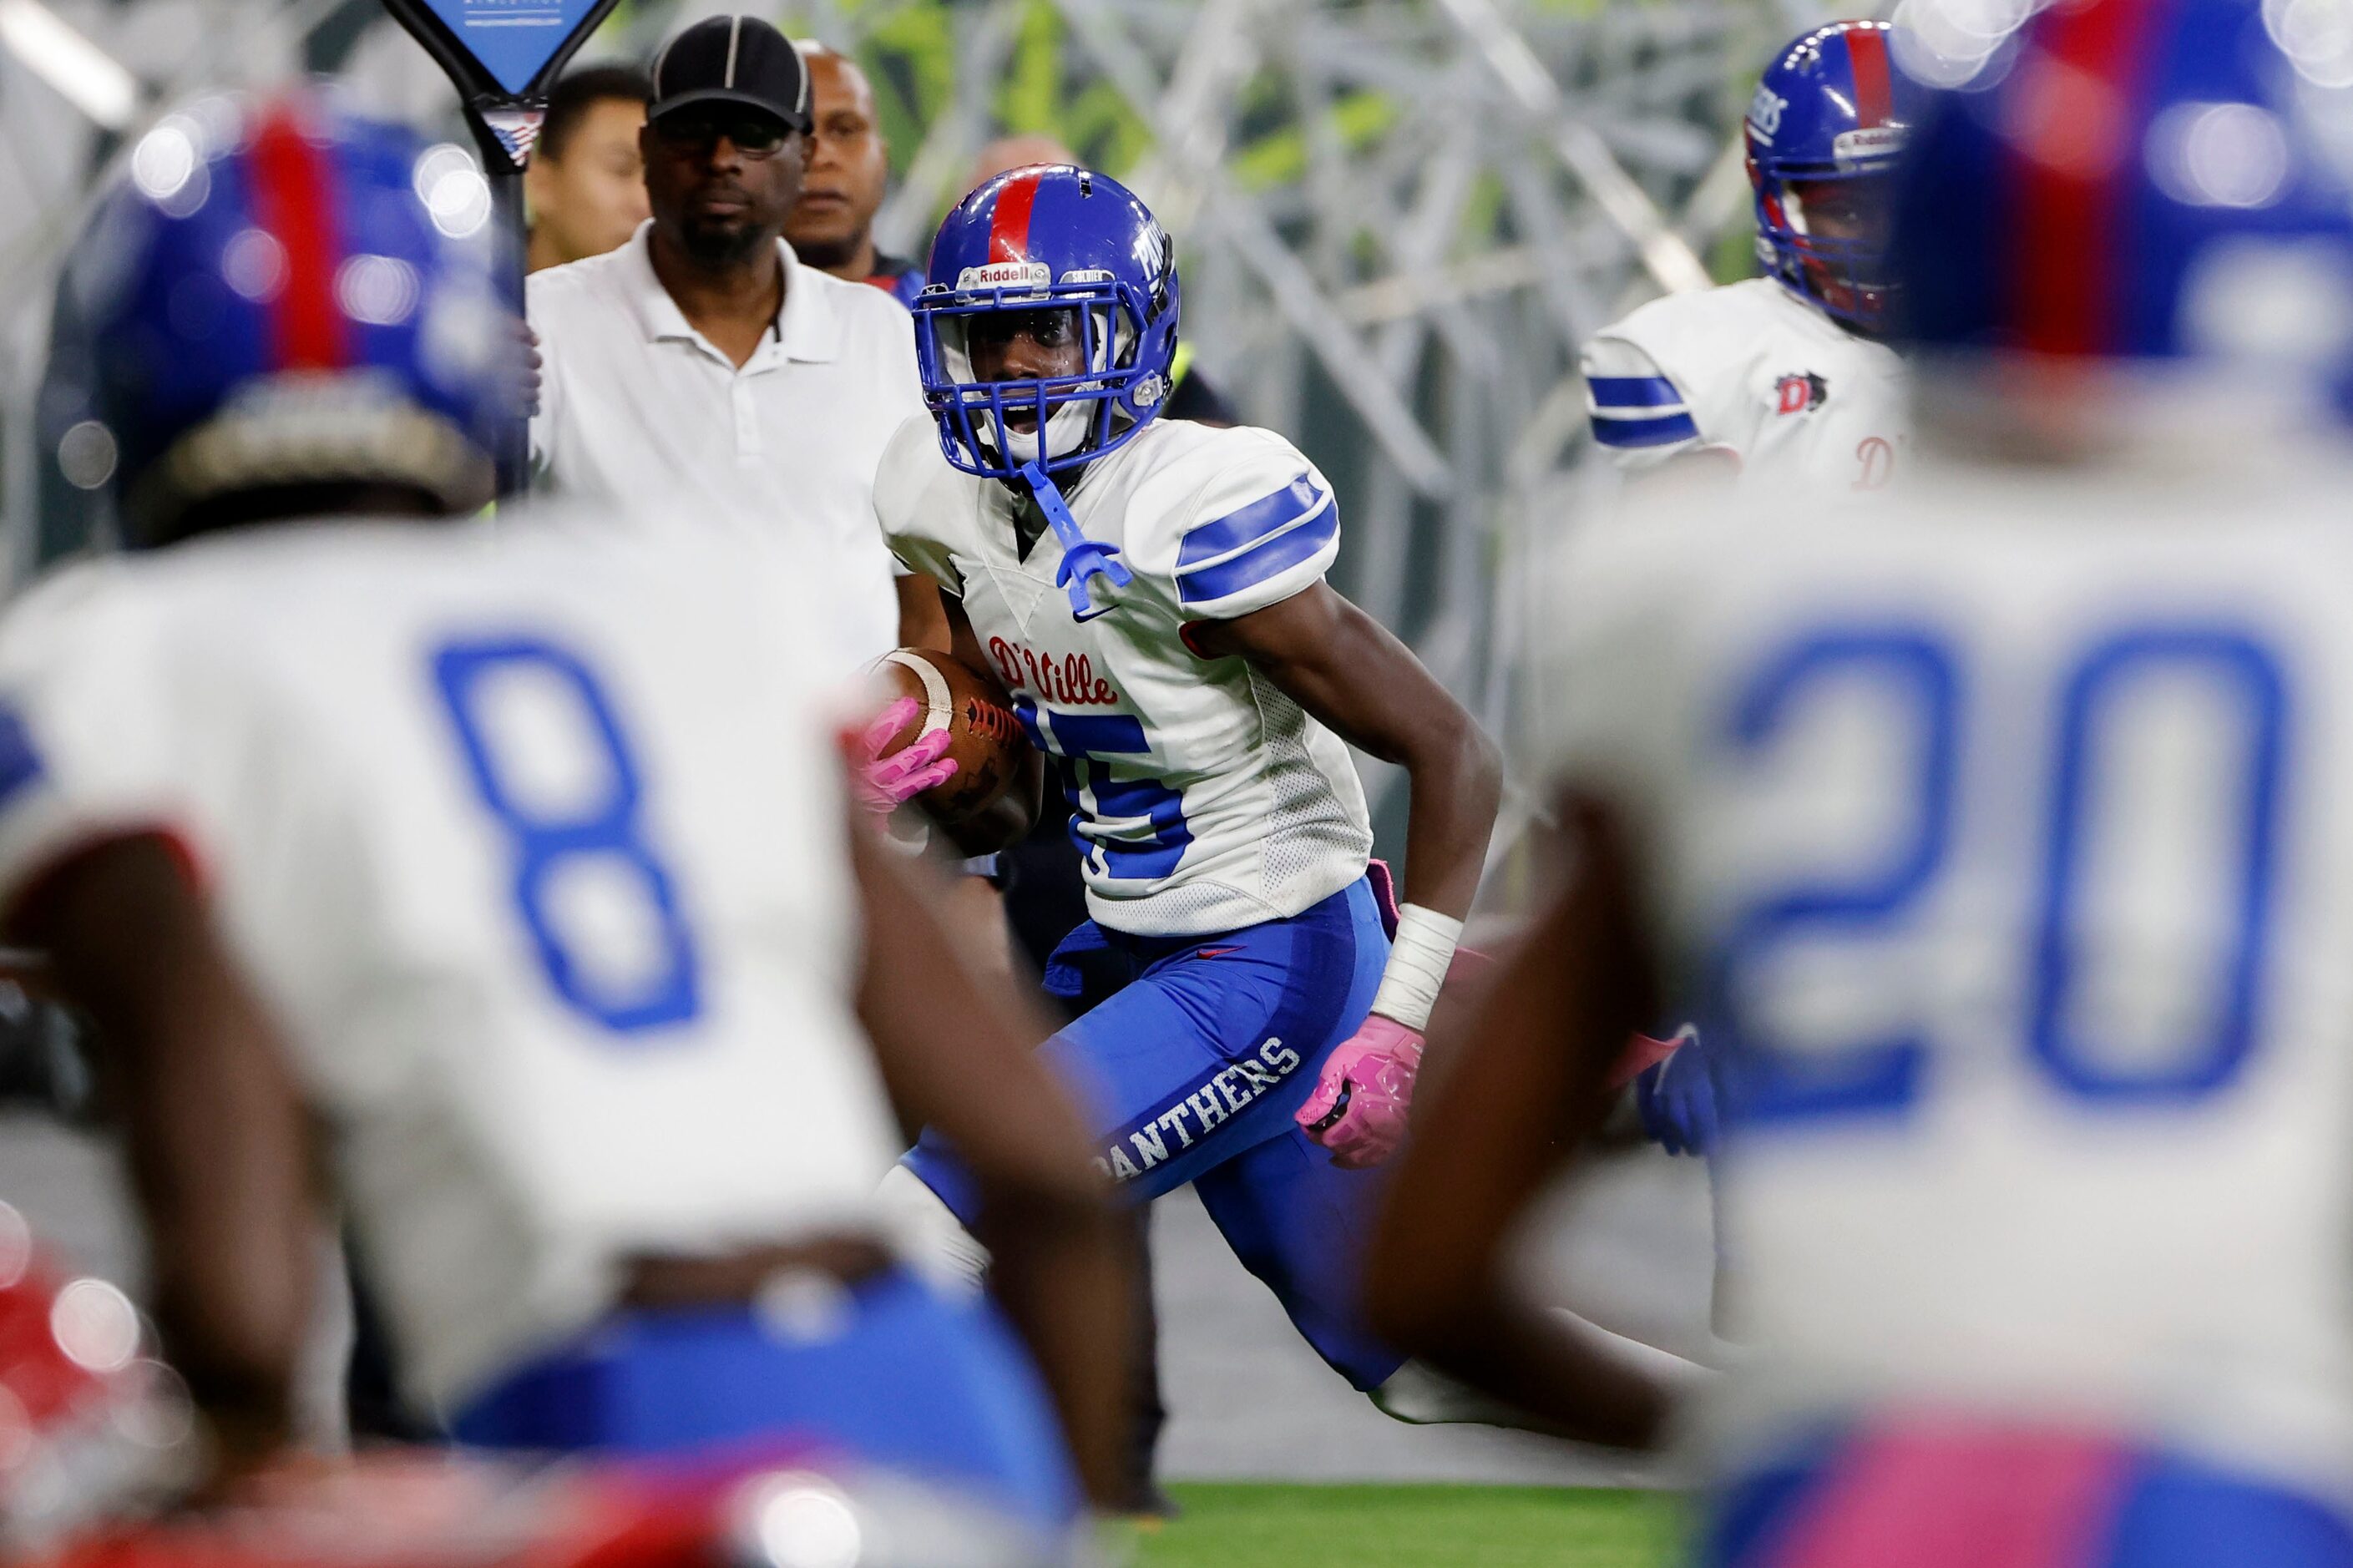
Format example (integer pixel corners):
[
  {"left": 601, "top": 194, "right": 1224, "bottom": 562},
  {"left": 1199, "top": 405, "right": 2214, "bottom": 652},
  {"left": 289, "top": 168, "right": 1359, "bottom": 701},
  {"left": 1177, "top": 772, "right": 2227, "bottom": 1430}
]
[{"left": 652, "top": 111, "right": 794, "bottom": 159}]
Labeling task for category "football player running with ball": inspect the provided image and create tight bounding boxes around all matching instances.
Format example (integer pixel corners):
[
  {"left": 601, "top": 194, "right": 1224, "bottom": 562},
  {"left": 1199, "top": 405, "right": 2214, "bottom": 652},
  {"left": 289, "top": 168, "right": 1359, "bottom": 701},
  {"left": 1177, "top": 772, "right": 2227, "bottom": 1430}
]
[
  {"left": 1581, "top": 21, "right": 1919, "bottom": 494},
  {"left": 1373, "top": 0, "right": 2353, "bottom": 1557},
  {"left": 1, "top": 96, "right": 1128, "bottom": 1535},
  {"left": 868, "top": 166, "right": 1549, "bottom": 1428}
]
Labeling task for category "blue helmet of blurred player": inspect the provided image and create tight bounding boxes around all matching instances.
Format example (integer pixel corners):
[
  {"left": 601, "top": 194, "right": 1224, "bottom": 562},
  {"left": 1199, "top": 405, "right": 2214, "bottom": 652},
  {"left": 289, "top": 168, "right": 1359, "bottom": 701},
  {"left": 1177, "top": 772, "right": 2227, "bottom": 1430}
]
[
  {"left": 911, "top": 164, "right": 1179, "bottom": 485},
  {"left": 51, "top": 91, "right": 512, "bottom": 546},
  {"left": 1893, "top": 0, "right": 2353, "bottom": 412},
  {"left": 1746, "top": 20, "right": 1927, "bottom": 335}
]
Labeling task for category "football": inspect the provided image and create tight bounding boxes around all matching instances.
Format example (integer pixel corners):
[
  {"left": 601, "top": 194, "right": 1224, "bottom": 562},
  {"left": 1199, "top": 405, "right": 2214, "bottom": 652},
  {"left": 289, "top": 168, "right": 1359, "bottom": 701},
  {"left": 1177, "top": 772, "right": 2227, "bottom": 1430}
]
[{"left": 870, "top": 648, "right": 1033, "bottom": 827}]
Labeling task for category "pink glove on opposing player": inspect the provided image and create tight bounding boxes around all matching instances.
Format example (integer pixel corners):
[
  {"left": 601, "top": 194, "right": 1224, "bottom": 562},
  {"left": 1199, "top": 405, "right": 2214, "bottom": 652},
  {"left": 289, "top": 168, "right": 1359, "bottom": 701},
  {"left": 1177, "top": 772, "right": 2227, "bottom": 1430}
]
[
  {"left": 851, "top": 697, "right": 959, "bottom": 817},
  {"left": 1295, "top": 1014, "right": 1424, "bottom": 1169}
]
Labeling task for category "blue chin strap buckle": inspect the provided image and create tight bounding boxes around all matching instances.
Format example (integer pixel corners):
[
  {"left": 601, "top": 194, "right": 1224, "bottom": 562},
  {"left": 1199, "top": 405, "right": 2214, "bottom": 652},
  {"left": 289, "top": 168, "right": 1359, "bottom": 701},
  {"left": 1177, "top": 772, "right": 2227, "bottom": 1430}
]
[{"left": 1023, "top": 460, "right": 1131, "bottom": 623}]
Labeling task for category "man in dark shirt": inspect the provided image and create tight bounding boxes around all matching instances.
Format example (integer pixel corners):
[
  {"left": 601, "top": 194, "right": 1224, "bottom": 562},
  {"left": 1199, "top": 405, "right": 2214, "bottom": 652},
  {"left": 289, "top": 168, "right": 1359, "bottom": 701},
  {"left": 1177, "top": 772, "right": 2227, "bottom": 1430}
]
[{"left": 785, "top": 43, "right": 923, "bottom": 307}]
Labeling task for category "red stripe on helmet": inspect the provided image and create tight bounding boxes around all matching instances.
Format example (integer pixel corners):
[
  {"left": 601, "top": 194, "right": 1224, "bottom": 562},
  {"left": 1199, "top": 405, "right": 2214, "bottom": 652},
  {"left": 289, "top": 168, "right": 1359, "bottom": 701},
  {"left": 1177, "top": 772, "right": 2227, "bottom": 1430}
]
[
  {"left": 1846, "top": 25, "right": 1894, "bottom": 129},
  {"left": 2004, "top": 0, "right": 2164, "bottom": 357},
  {"left": 245, "top": 103, "right": 347, "bottom": 372},
  {"left": 987, "top": 168, "right": 1044, "bottom": 264}
]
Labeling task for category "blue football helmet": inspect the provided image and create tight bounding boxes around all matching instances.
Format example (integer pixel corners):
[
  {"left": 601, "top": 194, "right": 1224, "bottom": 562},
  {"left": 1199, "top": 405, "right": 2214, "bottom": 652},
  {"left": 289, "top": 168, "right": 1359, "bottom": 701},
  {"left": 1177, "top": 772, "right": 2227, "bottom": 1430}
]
[
  {"left": 912, "top": 164, "right": 1181, "bottom": 485},
  {"left": 1746, "top": 21, "right": 1928, "bottom": 332},
  {"left": 51, "top": 90, "right": 510, "bottom": 545},
  {"left": 1892, "top": 0, "right": 2353, "bottom": 405}
]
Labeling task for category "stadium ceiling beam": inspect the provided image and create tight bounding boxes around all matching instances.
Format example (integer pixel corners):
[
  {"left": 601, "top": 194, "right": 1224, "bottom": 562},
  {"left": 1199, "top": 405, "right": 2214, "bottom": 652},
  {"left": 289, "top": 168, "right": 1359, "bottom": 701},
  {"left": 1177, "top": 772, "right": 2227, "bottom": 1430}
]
[
  {"left": 1116, "top": 0, "right": 1254, "bottom": 236},
  {"left": 870, "top": 0, "right": 1025, "bottom": 261},
  {"left": 0, "top": 0, "right": 347, "bottom": 329},
  {"left": 0, "top": 0, "right": 135, "bottom": 129},
  {"left": 1049, "top": 0, "right": 1455, "bottom": 498},
  {"left": 1432, "top": 0, "right": 1714, "bottom": 299}
]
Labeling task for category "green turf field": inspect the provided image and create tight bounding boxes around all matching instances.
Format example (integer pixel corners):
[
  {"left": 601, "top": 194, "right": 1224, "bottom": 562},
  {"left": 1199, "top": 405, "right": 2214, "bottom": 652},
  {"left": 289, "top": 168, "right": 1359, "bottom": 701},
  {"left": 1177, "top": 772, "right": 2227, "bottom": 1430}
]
[{"left": 1125, "top": 1483, "right": 1683, "bottom": 1567}]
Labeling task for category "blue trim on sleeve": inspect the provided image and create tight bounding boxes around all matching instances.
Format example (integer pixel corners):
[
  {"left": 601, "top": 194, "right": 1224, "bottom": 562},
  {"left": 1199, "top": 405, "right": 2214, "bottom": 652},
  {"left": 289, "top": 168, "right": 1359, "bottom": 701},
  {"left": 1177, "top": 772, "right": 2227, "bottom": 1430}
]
[
  {"left": 1176, "top": 477, "right": 1328, "bottom": 569},
  {"left": 1176, "top": 503, "right": 1341, "bottom": 605},
  {"left": 0, "top": 706, "right": 45, "bottom": 810},
  {"left": 1586, "top": 375, "right": 1685, "bottom": 409},
  {"left": 1592, "top": 411, "right": 1700, "bottom": 448}
]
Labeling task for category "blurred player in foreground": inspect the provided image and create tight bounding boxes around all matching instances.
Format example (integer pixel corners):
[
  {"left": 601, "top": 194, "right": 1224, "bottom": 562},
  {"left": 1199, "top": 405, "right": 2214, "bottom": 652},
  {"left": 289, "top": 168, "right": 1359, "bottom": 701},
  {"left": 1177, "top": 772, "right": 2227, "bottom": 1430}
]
[
  {"left": 1581, "top": 20, "right": 1915, "bottom": 493},
  {"left": 1374, "top": 0, "right": 2353, "bottom": 1557},
  {"left": 867, "top": 165, "right": 1550, "bottom": 1431},
  {"left": 7, "top": 94, "right": 1125, "bottom": 1535}
]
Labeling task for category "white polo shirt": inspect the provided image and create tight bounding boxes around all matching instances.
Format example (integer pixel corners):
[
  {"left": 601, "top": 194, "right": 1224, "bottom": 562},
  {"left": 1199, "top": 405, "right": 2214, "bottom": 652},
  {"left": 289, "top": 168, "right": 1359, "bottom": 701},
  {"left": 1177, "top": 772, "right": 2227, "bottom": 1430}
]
[{"left": 528, "top": 222, "right": 927, "bottom": 670}]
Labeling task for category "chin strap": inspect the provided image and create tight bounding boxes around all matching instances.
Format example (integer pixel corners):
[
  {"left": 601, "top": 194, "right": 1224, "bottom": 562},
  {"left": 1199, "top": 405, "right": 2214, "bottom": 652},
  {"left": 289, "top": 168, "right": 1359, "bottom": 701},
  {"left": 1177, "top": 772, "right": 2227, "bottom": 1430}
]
[{"left": 1022, "top": 460, "right": 1131, "bottom": 622}]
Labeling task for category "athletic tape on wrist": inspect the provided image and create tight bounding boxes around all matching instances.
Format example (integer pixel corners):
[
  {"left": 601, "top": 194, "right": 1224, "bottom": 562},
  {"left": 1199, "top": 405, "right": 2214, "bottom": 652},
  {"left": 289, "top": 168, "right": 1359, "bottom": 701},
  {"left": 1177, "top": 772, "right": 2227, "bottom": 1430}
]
[{"left": 1369, "top": 903, "right": 1463, "bottom": 1034}]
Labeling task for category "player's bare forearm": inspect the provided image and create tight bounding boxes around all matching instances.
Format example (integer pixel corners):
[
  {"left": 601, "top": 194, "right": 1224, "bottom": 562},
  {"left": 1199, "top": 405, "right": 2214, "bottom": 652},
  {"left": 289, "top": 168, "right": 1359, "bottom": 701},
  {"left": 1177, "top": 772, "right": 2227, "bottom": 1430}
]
[
  {"left": 1194, "top": 584, "right": 1500, "bottom": 918},
  {"left": 1364, "top": 793, "right": 1671, "bottom": 1447},
  {"left": 847, "top": 817, "right": 1128, "bottom": 1507},
  {"left": 13, "top": 834, "right": 315, "bottom": 1474},
  {"left": 894, "top": 573, "right": 955, "bottom": 654}
]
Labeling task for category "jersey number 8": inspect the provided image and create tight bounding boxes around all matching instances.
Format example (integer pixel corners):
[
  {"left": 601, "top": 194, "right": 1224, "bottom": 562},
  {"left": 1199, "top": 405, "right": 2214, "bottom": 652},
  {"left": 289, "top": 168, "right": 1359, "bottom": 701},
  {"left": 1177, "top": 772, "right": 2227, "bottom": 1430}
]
[{"left": 431, "top": 636, "right": 703, "bottom": 1035}]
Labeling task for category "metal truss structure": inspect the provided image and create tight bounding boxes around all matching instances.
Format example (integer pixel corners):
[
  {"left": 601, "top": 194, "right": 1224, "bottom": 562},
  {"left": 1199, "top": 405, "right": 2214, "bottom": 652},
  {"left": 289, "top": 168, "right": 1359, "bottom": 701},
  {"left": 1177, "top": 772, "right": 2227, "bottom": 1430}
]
[{"left": 0, "top": 0, "right": 1836, "bottom": 871}]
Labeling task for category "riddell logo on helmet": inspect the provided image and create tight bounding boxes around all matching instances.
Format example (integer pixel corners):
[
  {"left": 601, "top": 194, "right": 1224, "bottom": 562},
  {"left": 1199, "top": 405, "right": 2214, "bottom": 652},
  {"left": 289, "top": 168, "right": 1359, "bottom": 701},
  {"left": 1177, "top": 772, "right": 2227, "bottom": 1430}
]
[
  {"left": 1833, "top": 126, "right": 1905, "bottom": 164},
  {"left": 957, "top": 260, "right": 1050, "bottom": 292}
]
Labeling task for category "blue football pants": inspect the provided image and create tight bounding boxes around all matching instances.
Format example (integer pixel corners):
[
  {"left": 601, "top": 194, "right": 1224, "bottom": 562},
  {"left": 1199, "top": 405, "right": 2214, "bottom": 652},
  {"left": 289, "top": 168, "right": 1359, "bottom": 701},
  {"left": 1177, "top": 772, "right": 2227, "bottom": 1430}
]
[
  {"left": 451, "top": 1269, "right": 1078, "bottom": 1529},
  {"left": 901, "top": 875, "right": 1407, "bottom": 1392}
]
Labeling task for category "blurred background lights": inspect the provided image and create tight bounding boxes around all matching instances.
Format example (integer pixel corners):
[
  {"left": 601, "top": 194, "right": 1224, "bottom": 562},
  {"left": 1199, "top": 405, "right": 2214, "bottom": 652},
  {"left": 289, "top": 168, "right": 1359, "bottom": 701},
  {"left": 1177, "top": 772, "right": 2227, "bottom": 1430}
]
[
  {"left": 2180, "top": 236, "right": 2353, "bottom": 363},
  {"left": 112, "top": 1360, "right": 196, "bottom": 1450},
  {"left": 129, "top": 114, "right": 203, "bottom": 215},
  {"left": 56, "top": 420, "right": 117, "bottom": 490},
  {"left": 2005, "top": 54, "right": 2132, "bottom": 175},
  {"left": 221, "top": 227, "right": 286, "bottom": 304},
  {"left": 413, "top": 144, "right": 491, "bottom": 240},
  {"left": 2152, "top": 101, "right": 2291, "bottom": 208},
  {"left": 2268, "top": 0, "right": 2353, "bottom": 86},
  {"left": 50, "top": 1278, "right": 139, "bottom": 1373},
  {"left": 1890, "top": 0, "right": 2042, "bottom": 89},
  {"left": 751, "top": 1475, "right": 863, "bottom": 1568},
  {"left": 337, "top": 255, "right": 421, "bottom": 326}
]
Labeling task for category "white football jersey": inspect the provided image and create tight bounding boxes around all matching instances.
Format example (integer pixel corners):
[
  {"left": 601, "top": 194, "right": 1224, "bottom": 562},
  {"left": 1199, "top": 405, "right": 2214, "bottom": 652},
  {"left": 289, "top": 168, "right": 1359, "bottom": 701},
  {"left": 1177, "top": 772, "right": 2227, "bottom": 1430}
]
[
  {"left": 0, "top": 513, "right": 904, "bottom": 1417},
  {"left": 1536, "top": 456, "right": 2353, "bottom": 1498},
  {"left": 877, "top": 416, "right": 1373, "bottom": 937},
  {"left": 1581, "top": 277, "right": 1908, "bottom": 494}
]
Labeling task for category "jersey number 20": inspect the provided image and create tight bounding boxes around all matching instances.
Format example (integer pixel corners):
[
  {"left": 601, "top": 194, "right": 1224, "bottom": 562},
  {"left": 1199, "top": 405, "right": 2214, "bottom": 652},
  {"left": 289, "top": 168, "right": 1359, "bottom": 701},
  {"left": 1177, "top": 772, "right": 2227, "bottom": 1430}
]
[
  {"left": 431, "top": 637, "right": 702, "bottom": 1034},
  {"left": 1715, "top": 624, "right": 2286, "bottom": 1125}
]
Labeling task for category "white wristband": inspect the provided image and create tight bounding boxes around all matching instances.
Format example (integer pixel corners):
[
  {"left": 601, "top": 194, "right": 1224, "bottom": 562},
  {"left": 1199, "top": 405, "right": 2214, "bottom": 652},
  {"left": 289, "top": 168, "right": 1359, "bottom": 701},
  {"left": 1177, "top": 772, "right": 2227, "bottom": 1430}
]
[{"left": 1369, "top": 903, "right": 1463, "bottom": 1034}]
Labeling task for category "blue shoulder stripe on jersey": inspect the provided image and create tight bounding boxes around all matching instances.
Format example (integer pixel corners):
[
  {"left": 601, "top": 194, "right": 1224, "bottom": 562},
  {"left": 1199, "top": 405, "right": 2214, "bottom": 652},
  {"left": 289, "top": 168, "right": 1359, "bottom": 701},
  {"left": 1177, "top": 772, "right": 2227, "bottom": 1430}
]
[
  {"left": 0, "top": 705, "right": 45, "bottom": 812},
  {"left": 1592, "top": 410, "right": 1700, "bottom": 448},
  {"left": 1586, "top": 375, "right": 1685, "bottom": 410},
  {"left": 1176, "top": 500, "right": 1340, "bottom": 605},
  {"left": 1176, "top": 476, "right": 1328, "bottom": 569}
]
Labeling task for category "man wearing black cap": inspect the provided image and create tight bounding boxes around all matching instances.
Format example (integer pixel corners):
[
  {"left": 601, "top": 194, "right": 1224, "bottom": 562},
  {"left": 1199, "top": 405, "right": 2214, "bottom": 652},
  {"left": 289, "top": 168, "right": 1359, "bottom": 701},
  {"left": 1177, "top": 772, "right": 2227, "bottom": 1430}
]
[{"left": 529, "top": 14, "right": 948, "bottom": 669}]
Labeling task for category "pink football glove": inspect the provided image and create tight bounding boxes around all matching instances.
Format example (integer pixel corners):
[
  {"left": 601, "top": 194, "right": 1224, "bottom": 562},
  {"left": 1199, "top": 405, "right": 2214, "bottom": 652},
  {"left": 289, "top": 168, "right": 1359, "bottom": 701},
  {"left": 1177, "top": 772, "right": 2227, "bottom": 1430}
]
[
  {"left": 851, "top": 696, "right": 958, "bottom": 817},
  {"left": 1295, "top": 1014, "right": 1424, "bottom": 1169}
]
